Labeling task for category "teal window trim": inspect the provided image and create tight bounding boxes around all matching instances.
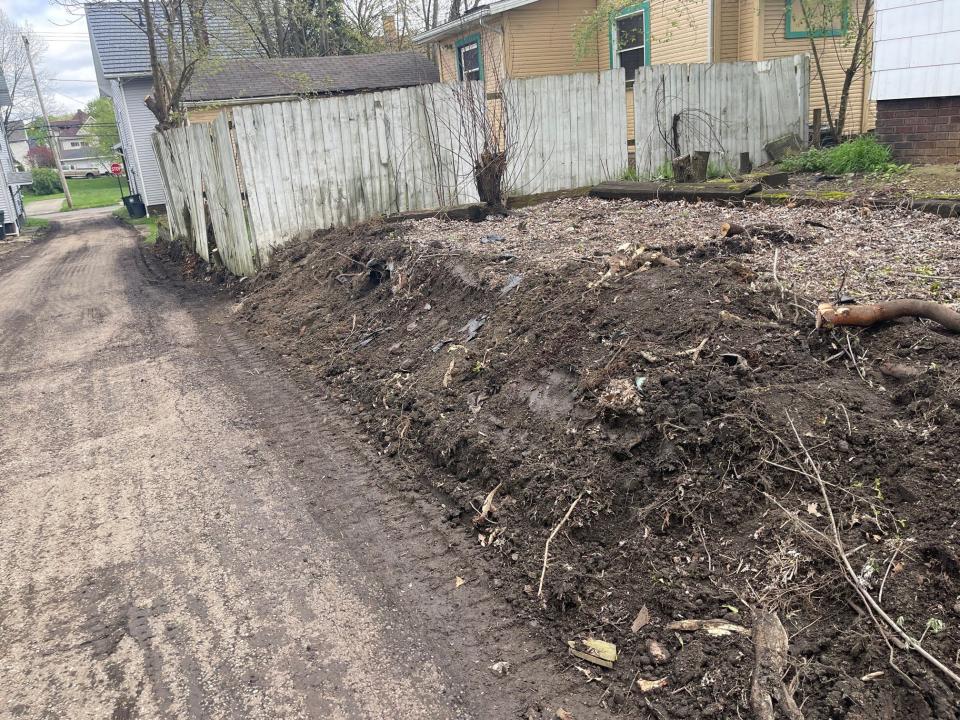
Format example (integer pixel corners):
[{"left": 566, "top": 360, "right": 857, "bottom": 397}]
[
  {"left": 785, "top": 0, "right": 849, "bottom": 39},
  {"left": 609, "top": 2, "right": 651, "bottom": 74},
  {"left": 455, "top": 33, "right": 484, "bottom": 81}
]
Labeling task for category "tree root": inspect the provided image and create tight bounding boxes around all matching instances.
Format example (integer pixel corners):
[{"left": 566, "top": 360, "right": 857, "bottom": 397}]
[
  {"left": 750, "top": 609, "right": 805, "bottom": 720},
  {"left": 817, "top": 300, "right": 960, "bottom": 333}
]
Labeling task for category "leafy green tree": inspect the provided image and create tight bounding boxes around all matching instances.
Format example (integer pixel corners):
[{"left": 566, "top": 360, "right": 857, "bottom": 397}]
[{"left": 84, "top": 97, "right": 121, "bottom": 160}]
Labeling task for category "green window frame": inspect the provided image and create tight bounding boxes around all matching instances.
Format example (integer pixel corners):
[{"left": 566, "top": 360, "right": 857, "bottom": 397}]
[
  {"left": 784, "top": 0, "right": 849, "bottom": 39},
  {"left": 609, "top": 2, "right": 651, "bottom": 84},
  {"left": 455, "top": 33, "right": 484, "bottom": 81}
]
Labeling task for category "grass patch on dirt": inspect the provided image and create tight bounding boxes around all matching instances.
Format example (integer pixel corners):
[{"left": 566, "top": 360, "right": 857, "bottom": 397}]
[
  {"left": 780, "top": 135, "right": 905, "bottom": 175},
  {"left": 230, "top": 198, "right": 960, "bottom": 718},
  {"left": 23, "top": 217, "right": 51, "bottom": 230},
  {"left": 113, "top": 207, "right": 159, "bottom": 244},
  {"left": 23, "top": 176, "right": 124, "bottom": 211}
]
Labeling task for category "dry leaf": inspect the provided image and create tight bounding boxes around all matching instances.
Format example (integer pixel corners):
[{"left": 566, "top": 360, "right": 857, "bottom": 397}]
[
  {"left": 455, "top": 576, "right": 466, "bottom": 588},
  {"left": 631, "top": 605, "right": 651, "bottom": 634},
  {"left": 555, "top": 709, "right": 574, "bottom": 720},
  {"left": 806, "top": 502, "right": 822, "bottom": 517}
]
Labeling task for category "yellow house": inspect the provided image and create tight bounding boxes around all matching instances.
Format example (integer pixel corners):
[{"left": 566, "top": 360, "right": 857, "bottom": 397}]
[{"left": 414, "top": 0, "right": 874, "bottom": 140}]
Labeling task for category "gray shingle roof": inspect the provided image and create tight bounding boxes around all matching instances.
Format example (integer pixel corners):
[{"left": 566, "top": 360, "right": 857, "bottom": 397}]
[
  {"left": 86, "top": 2, "right": 155, "bottom": 77},
  {"left": 86, "top": 2, "right": 255, "bottom": 78},
  {"left": 182, "top": 52, "right": 440, "bottom": 103},
  {"left": 0, "top": 69, "right": 11, "bottom": 107},
  {"left": 61, "top": 148, "right": 104, "bottom": 161}
]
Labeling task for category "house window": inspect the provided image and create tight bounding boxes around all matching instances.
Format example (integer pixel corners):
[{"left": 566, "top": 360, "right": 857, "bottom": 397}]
[
  {"left": 456, "top": 34, "right": 483, "bottom": 81},
  {"left": 71, "top": 141, "right": 81, "bottom": 147},
  {"left": 610, "top": 3, "right": 649, "bottom": 84},
  {"left": 784, "top": 0, "right": 848, "bottom": 39}
]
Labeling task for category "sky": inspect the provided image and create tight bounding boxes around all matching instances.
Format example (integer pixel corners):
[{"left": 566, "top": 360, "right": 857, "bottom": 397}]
[{"left": 7, "top": 0, "right": 99, "bottom": 113}]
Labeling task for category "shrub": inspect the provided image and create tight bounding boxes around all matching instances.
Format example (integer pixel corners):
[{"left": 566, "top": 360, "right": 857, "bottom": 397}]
[
  {"left": 28, "top": 167, "right": 63, "bottom": 195},
  {"left": 780, "top": 135, "right": 903, "bottom": 175}
]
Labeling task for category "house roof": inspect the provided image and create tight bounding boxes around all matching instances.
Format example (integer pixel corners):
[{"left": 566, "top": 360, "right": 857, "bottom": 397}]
[
  {"left": 182, "top": 52, "right": 440, "bottom": 104},
  {"left": 51, "top": 111, "right": 89, "bottom": 138},
  {"left": 413, "top": 0, "right": 538, "bottom": 44},
  {"left": 86, "top": 2, "right": 252, "bottom": 79},
  {"left": 0, "top": 68, "right": 11, "bottom": 107},
  {"left": 61, "top": 147, "right": 104, "bottom": 161}
]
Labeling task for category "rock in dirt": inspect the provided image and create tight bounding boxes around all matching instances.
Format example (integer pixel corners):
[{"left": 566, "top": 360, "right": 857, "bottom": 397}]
[
  {"left": 488, "top": 661, "right": 511, "bottom": 677},
  {"left": 646, "top": 639, "right": 670, "bottom": 665}
]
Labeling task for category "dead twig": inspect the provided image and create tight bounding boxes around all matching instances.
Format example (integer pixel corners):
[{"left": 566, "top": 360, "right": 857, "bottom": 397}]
[
  {"left": 537, "top": 488, "right": 587, "bottom": 600},
  {"left": 785, "top": 414, "right": 960, "bottom": 690}
]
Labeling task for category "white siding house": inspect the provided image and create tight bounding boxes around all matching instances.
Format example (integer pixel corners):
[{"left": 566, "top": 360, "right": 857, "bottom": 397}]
[
  {"left": 113, "top": 77, "right": 166, "bottom": 204},
  {"left": 873, "top": 0, "right": 960, "bottom": 164},
  {"left": 872, "top": 0, "right": 960, "bottom": 101},
  {"left": 87, "top": 4, "right": 166, "bottom": 208},
  {"left": 0, "top": 70, "right": 27, "bottom": 235}
]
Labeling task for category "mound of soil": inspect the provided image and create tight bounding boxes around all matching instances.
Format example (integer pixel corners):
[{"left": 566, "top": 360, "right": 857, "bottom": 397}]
[{"left": 232, "top": 201, "right": 960, "bottom": 718}]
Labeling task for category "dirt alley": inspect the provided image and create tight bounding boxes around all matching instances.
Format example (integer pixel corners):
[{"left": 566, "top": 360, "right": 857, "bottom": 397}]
[{"left": 0, "top": 211, "right": 597, "bottom": 719}]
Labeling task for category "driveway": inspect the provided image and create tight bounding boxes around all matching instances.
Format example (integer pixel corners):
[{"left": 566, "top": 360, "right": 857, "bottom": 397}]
[{"left": 0, "top": 214, "right": 591, "bottom": 718}]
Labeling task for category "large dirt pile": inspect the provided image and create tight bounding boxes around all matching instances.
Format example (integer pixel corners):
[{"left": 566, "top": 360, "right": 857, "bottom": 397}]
[{"left": 235, "top": 199, "right": 960, "bottom": 718}]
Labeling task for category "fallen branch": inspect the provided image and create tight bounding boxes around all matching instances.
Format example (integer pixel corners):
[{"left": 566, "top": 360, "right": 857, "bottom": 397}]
[
  {"left": 750, "top": 610, "right": 805, "bottom": 720},
  {"left": 817, "top": 300, "right": 960, "bottom": 333},
  {"left": 537, "top": 489, "right": 586, "bottom": 599}
]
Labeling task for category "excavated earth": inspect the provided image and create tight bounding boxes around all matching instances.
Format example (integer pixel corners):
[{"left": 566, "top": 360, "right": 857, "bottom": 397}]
[{"left": 177, "top": 197, "right": 960, "bottom": 718}]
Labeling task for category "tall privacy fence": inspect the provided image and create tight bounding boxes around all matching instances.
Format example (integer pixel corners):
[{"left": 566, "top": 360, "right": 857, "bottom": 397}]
[
  {"left": 153, "top": 70, "right": 628, "bottom": 276},
  {"left": 633, "top": 54, "right": 809, "bottom": 178},
  {"left": 154, "top": 59, "right": 808, "bottom": 276}
]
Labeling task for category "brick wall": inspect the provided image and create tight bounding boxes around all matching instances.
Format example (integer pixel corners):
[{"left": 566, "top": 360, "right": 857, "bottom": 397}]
[{"left": 875, "top": 97, "right": 960, "bottom": 164}]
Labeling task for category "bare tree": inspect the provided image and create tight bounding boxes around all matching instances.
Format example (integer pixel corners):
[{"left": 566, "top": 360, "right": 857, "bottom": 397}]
[
  {"left": 0, "top": 10, "right": 51, "bottom": 131},
  {"left": 795, "top": 0, "right": 874, "bottom": 141}
]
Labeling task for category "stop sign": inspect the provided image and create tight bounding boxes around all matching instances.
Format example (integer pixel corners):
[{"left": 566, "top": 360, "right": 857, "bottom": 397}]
[{"left": 111, "top": 162, "right": 122, "bottom": 175}]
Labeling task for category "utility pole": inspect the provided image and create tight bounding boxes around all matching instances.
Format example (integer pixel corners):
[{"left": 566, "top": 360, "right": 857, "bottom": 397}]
[{"left": 23, "top": 35, "right": 73, "bottom": 209}]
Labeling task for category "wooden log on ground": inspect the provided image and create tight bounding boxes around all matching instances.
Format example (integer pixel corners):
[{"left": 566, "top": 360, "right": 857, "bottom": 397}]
[
  {"left": 692, "top": 150, "right": 710, "bottom": 182},
  {"left": 672, "top": 154, "right": 694, "bottom": 183},
  {"left": 817, "top": 300, "right": 960, "bottom": 333},
  {"left": 721, "top": 222, "right": 746, "bottom": 237}
]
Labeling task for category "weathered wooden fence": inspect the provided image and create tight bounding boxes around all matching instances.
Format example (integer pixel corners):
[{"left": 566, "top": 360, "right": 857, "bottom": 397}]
[
  {"left": 231, "top": 83, "right": 484, "bottom": 257},
  {"left": 633, "top": 55, "right": 810, "bottom": 178},
  {"left": 155, "top": 62, "right": 810, "bottom": 275},
  {"left": 504, "top": 69, "right": 628, "bottom": 195}
]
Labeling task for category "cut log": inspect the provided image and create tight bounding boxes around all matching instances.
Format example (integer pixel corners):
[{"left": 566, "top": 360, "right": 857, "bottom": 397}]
[
  {"left": 739, "top": 151, "right": 753, "bottom": 175},
  {"left": 721, "top": 222, "right": 746, "bottom": 238},
  {"left": 672, "top": 154, "right": 694, "bottom": 183},
  {"left": 691, "top": 150, "right": 710, "bottom": 182},
  {"left": 817, "top": 300, "right": 960, "bottom": 333}
]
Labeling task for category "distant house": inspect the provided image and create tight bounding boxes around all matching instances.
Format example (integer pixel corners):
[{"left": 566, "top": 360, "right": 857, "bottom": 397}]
[
  {"left": 181, "top": 52, "right": 440, "bottom": 123},
  {"left": 6, "top": 120, "right": 28, "bottom": 169},
  {"left": 872, "top": 0, "right": 960, "bottom": 164},
  {"left": 0, "top": 72, "right": 29, "bottom": 236},
  {"left": 415, "top": 0, "right": 875, "bottom": 139},
  {"left": 43, "top": 111, "right": 111, "bottom": 178}
]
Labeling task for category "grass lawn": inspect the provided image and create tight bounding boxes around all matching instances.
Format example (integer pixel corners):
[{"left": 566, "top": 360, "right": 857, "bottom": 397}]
[
  {"left": 113, "top": 207, "right": 159, "bottom": 245},
  {"left": 23, "top": 176, "right": 127, "bottom": 212},
  {"left": 23, "top": 217, "right": 51, "bottom": 230}
]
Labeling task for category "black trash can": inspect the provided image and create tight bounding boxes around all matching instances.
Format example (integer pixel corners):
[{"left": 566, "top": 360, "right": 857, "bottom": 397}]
[
  {"left": 0, "top": 210, "right": 5, "bottom": 240},
  {"left": 122, "top": 194, "right": 147, "bottom": 219}
]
